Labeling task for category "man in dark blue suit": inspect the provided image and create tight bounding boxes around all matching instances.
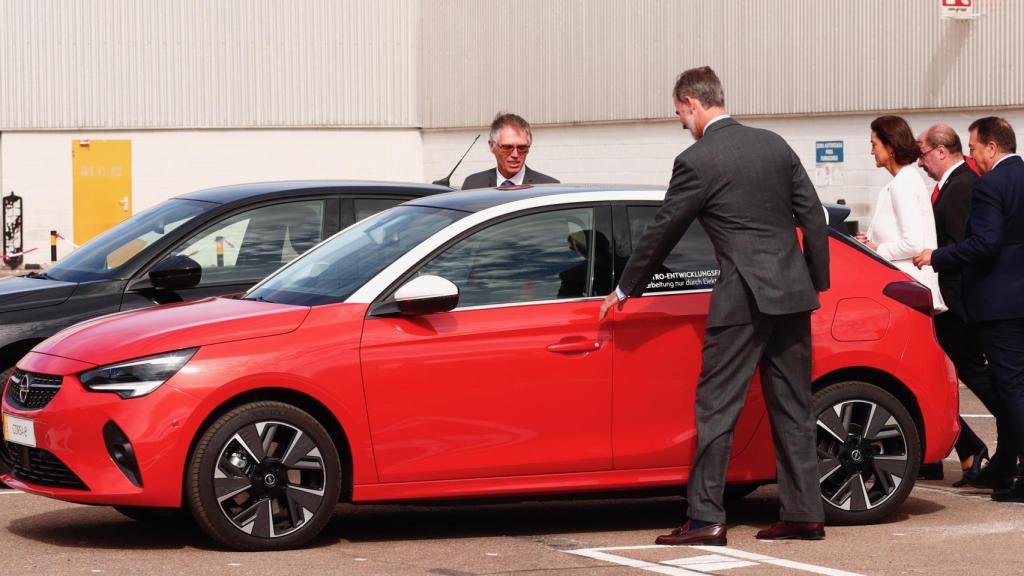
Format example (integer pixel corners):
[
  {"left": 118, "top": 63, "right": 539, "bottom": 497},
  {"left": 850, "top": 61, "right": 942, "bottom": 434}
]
[{"left": 915, "top": 116, "right": 1024, "bottom": 501}]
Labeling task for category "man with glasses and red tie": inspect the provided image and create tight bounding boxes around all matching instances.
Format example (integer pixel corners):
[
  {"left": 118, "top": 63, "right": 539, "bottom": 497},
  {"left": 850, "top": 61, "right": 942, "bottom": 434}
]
[
  {"left": 462, "top": 113, "right": 559, "bottom": 189},
  {"left": 916, "top": 124, "right": 1012, "bottom": 490}
]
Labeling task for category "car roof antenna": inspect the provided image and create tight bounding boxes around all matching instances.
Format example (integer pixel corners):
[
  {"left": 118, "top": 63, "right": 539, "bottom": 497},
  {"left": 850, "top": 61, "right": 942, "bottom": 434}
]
[{"left": 432, "top": 134, "right": 481, "bottom": 187}]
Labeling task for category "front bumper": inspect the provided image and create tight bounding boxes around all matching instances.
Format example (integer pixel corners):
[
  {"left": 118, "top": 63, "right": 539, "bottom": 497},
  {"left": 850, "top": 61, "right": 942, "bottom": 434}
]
[{"left": 1, "top": 352, "right": 200, "bottom": 507}]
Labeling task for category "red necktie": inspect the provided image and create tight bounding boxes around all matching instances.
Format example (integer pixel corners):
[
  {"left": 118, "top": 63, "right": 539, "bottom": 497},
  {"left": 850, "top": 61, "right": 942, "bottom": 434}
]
[{"left": 931, "top": 183, "right": 940, "bottom": 205}]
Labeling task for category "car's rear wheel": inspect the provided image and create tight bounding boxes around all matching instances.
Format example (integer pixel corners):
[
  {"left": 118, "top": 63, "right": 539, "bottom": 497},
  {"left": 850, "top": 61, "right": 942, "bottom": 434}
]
[
  {"left": 113, "top": 505, "right": 191, "bottom": 524},
  {"left": 814, "top": 381, "right": 920, "bottom": 525},
  {"left": 185, "top": 401, "right": 341, "bottom": 550}
]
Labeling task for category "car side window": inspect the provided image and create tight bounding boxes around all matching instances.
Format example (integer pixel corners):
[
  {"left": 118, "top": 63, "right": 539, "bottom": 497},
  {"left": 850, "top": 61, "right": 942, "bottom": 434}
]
[
  {"left": 418, "top": 208, "right": 603, "bottom": 308},
  {"left": 172, "top": 200, "right": 325, "bottom": 286},
  {"left": 354, "top": 198, "right": 404, "bottom": 220},
  {"left": 627, "top": 205, "right": 719, "bottom": 292}
]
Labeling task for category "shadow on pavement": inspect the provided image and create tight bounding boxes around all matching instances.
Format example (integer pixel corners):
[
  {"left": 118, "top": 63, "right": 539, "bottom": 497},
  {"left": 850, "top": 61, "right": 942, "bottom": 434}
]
[
  {"left": 6, "top": 488, "right": 945, "bottom": 550},
  {"left": 6, "top": 506, "right": 216, "bottom": 551}
]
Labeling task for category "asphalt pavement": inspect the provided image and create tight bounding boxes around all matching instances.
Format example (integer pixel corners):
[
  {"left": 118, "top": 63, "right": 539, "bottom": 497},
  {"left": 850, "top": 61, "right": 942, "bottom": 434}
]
[{"left": 1, "top": 386, "right": 1018, "bottom": 576}]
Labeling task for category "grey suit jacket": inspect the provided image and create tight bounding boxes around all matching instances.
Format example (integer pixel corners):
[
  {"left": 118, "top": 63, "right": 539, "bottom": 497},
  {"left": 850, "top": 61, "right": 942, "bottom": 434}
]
[
  {"left": 619, "top": 118, "right": 830, "bottom": 327},
  {"left": 461, "top": 166, "right": 559, "bottom": 190}
]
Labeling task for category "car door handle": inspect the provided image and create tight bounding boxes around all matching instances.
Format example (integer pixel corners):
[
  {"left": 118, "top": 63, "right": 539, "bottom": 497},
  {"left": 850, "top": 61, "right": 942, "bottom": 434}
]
[{"left": 546, "top": 340, "right": 602, "bottom": 354}]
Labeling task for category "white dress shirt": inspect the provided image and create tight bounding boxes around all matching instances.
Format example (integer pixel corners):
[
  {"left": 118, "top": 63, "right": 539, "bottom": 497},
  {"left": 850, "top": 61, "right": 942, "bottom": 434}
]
[
  {"left": 867, "top": 165, "right": 947, "bottom": 311},
  {"left": 496, "top": 167, "right": 526, "bottom": 186}
]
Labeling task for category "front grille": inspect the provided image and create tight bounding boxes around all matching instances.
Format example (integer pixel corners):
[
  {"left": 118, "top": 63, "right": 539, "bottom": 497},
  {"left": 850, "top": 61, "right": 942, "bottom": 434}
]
[
  {"left": 0, "top": 440, "right": 88, "bottom": 490},
  {"left": 5, "top": 370, "right": 62, "bottom": 410}
]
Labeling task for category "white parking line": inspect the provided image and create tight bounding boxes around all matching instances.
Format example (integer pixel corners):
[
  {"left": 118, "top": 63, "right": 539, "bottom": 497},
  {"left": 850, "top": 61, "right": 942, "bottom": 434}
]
[
  {"left": 961, "top": 414, "right": 994, "bottom": 418},
  {"left": 566, "top": 544, "right": 865, "bottom": 576},
  {"left": 0, "top": 490, "right": 23, "bottom": 495}
]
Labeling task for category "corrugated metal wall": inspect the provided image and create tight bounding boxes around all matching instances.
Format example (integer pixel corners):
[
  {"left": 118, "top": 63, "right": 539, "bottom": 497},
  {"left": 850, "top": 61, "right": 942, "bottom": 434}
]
[
  {"left": 2, "top": 0, "right": 1021, "bottom": 130},
  {"left": 0, "top": 0, "right": 419, "bottom": 129},
  {"left": 421, "top": 0, "right": 1024, "bottom": 128}
]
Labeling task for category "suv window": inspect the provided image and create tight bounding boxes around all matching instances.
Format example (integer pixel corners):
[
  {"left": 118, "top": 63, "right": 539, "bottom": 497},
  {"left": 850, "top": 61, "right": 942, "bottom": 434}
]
[
  {"left": 627, "top": 205, "right": 719, "bottom": 292},
  {"left": 173, "top": 200, "right": 325, "bottom": 286},
  {"left": 355, "top": 198, "right": 404, "bottom": 220},
  {"left": 418, "top": 208, "right": 606, "bottom": 307}
]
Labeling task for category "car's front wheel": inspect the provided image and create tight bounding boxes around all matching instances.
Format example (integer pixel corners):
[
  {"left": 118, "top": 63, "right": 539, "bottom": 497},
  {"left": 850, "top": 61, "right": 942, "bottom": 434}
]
[
  {"left": 814, "top": 381, "right": 920, "bottom": 525},
  {"left": 185, "top": 401, "right": 342, "bottom": 550}
]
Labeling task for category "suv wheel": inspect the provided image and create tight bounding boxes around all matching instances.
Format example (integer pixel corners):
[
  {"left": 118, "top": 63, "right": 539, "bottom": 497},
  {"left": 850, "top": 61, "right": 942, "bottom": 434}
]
[
  {"left": 814, "top": 381, "right": 920, "bottom": 525},
  {"left": 186, "top": 401, "right": 341, "bottom": 550}
]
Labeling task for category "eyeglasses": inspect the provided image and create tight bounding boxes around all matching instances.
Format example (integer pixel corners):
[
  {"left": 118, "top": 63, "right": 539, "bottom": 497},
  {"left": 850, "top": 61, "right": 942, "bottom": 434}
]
[
  {"left": 920, "top": 146, "right": 941, "bottom": 158},
  {"left": 495, "top": 144, "right": 530, "bottom": 154}
]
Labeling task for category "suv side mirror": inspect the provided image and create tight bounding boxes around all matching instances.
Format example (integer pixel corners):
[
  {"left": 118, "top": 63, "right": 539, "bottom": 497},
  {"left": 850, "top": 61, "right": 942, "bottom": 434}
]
[
  {"left": 149, "top": 255, "right": 202, "bottom": 290},
  {"left": 393, "top": 275, "right": 459, "bottom": 316}
]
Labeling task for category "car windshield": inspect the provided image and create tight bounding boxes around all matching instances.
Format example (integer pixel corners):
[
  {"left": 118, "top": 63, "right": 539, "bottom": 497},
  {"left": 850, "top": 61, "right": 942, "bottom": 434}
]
[
  {"left": 47, "top": 199, "right": 211, "bottom": 282},
  {"left": 244, "top": 205, "right": 466, "bottom": 306}
]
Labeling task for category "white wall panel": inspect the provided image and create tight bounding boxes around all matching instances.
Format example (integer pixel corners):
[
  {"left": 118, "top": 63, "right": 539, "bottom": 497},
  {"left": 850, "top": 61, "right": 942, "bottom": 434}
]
[
  {"left": 0, "top": 0, "right": 419, "bottom": 129},
  {"left": 420, "top": 0, "right": 1024, "bottom": 128}
]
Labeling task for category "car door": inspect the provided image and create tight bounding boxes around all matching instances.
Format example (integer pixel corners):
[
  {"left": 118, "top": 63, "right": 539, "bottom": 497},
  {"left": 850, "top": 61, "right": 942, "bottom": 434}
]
[
  {"left": 360, "top": 205, "right": 615, "bottom": 482},
  {"left": 121, "top": 198, "right": 331, "bottom": 308},
  {"left": 611, "top": 204, "right": 767, "bottom": 470}
]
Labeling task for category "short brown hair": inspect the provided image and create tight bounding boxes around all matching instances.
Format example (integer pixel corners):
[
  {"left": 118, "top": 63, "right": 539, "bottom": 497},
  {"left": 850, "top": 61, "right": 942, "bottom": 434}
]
[
  {"left": 489, "top": 112, "right": 532, "bottom": 145},
  {"left": 673, "top": 66, "right": 725, "bottom": 108},
  {"left": 969, "top": 116, "right": 1017, "bottom": 153},
  {"left": 871, "top": 115, "right": 920, "bottom": 165}
]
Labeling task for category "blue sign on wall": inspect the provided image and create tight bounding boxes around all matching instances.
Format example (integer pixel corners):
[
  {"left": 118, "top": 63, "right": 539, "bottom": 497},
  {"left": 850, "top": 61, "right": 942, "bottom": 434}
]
[{"left": 815, "top": 141, "right": 844, "bottom": 163}]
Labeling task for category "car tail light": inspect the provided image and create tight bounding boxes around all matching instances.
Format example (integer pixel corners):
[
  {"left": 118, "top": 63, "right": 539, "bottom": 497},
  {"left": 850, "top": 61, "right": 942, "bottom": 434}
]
[{"left": 882, "top": 281, "right": 934, "bottom": 315}]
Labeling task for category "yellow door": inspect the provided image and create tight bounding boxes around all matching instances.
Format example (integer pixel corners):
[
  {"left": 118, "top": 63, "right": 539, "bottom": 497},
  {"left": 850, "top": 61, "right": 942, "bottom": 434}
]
[{"left": 72, "top": 139, "right": 132, "bottom": 245}]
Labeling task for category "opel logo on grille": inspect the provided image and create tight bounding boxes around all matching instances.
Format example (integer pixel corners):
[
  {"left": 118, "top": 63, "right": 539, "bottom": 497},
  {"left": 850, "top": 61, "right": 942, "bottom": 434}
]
[{"left": 17, "top": 375, "right": 30, "bottom": 404}]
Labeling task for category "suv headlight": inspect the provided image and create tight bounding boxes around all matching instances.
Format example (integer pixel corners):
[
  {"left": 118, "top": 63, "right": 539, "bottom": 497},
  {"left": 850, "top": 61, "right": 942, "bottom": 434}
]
[{"left": 79, "top": 348, "right": 198, "bottom": 399}]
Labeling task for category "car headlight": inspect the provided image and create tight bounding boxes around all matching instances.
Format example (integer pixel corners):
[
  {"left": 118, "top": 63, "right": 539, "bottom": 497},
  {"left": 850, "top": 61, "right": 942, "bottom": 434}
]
[{"left": 79, "top": 348, "right": 198, "bottom": 399}]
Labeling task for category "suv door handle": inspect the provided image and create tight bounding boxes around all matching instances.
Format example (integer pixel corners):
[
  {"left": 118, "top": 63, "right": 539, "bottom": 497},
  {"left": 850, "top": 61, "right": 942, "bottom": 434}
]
[{"left": 546, "top": 340, "right": 602, "bottom": 354}]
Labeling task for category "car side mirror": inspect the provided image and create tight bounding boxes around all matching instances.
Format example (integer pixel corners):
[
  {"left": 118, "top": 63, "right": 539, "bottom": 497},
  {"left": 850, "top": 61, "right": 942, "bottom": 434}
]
[
  {"left": 393, "top": 275, "right": 459, "bottom": 316},
  {"left": 148, "top": 255, "right": 202, "bottom": 290}
]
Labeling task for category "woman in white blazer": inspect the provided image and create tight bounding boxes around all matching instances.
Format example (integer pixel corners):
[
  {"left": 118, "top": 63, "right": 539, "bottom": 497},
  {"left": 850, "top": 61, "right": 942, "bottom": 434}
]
[{"left": 857, "top": 116, "right": 947, "bottom": 312}]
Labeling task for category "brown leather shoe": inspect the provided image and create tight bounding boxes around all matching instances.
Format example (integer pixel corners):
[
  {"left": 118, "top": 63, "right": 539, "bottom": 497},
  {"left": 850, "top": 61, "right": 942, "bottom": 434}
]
[
  {"left": 755, "top": 521, "right": 825, "bottom": 540},
  {"left": 655, "top": 521, "right": 727, "bottom": 546}
]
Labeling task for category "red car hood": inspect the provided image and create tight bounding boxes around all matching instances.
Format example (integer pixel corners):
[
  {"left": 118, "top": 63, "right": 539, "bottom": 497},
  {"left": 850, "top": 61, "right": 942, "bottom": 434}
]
[{"left": 34, "top": 297, "right": 310, "bottom": 366}]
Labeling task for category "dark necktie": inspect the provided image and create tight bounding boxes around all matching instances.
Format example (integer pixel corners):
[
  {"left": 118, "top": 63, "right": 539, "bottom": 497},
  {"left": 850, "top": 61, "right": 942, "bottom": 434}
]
[
  {"left": 500, "top": 179, "right": 514, "bottom": 187},
  {"left": 931, "top": 183, "right": 940, "bottom": 205}
]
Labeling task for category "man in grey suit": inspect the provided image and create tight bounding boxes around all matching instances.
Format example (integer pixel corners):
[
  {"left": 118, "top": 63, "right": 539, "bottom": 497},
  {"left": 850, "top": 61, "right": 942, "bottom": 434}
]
[
  {"left": 462, "top": 113, "right": 559, "bottom": 189},
  {"left": 599, "top": 66, "right": 830, "bottom": 545}
]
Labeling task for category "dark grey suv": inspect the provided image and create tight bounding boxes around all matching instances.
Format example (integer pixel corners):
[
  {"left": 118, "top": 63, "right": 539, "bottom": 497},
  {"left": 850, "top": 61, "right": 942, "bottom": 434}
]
[{"left": 0, "top": 180, "right": 449, "bottom": 384}]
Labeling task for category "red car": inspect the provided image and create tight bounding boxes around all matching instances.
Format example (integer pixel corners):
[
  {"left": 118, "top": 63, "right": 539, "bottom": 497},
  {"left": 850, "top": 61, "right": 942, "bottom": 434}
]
[{"left": 1, "top": 186, "right": 958, "bottom": 550}]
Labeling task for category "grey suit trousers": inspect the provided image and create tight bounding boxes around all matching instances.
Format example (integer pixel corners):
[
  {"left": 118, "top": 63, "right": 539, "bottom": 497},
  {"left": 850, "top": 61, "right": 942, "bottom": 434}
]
[{"left": 687, "top": 309, "right": 824, "bottom": 524}]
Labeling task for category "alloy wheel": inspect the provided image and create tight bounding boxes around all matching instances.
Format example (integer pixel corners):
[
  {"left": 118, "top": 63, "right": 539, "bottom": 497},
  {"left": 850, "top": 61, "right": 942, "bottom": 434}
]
[
  {"left": 213, "top": 420, "right": 327, "bottom": 539},
  {"left": 816, "top": 399, "right": 909, "bottom": 513}
]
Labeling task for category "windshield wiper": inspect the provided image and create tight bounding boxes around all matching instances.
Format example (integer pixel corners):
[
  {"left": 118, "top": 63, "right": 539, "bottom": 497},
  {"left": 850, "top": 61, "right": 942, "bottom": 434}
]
[
  {"left": 24, "top": 271, "right": 51, "bottom": 280},
  {"left": 248, "top": 295, "right": 275, "bottom": 304}
]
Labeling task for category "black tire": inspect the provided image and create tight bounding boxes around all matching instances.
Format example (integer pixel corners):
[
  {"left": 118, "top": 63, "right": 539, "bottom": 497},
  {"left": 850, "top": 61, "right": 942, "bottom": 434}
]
[
  {"left": 814, "top": 381, "right": 920, "bottom": 525},
  {"left": 114, "top": 505, "right": 191, "bottom": 524},
  {"left": 186, "top": 401, "right": 341, "bottom": 551}
]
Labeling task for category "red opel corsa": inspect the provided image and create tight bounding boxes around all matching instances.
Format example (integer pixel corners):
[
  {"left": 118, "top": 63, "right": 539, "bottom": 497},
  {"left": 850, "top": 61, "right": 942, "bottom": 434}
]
[{"left": 1, "top": 186, "right": 958, "bottom": 550}]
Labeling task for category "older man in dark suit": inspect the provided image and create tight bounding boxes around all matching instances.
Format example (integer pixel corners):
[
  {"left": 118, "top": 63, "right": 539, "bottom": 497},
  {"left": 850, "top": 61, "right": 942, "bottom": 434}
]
[
  {"left": 916, "top": 117, "right": 1024, "bottom": 502},
  {"left": 462, "top": 113, "right": 559, "bottom": 189},
  {"left": 600, "top": 66, "right": 830, "bottom": 545},
  {"left": 916, "top": 124, "right": 1012, "bottom": 489}
]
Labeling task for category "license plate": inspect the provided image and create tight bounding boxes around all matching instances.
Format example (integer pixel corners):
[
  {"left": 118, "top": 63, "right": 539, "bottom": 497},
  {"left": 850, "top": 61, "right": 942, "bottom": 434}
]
[{"left": 2, "top": 412, "right": 36, "bottom": 448}]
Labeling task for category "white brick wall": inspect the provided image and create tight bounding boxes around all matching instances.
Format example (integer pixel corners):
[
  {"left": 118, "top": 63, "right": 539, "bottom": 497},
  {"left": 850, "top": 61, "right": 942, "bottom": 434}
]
[
  {"left": 1, "top": 129, "right": 423, "bottom": 266},
  {"left": 424, "top": 109, "right": 1024, "bottom": 232},
  {"left": 4, "top": 109, "right": 1024, "bottom": 267}
]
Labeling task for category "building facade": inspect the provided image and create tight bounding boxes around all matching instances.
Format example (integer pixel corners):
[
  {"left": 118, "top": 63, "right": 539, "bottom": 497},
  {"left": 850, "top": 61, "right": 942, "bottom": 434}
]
[{"left": 2, "top": 0, "right": 1021, "bottom": 264}]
